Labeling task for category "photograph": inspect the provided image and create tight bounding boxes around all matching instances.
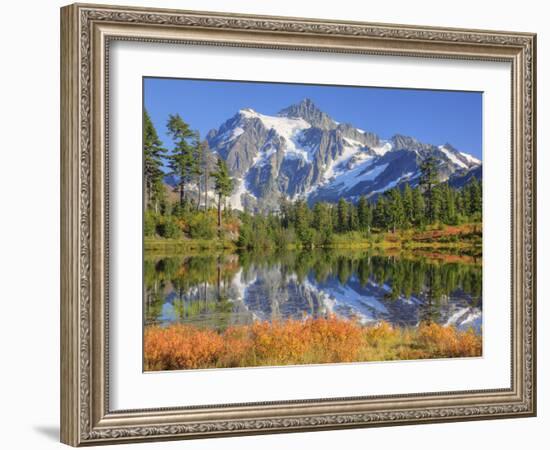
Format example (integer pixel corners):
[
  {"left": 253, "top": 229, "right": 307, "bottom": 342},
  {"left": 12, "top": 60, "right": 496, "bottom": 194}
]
[
  {"left": 56, "top": 2, "right": 537, "bottom": 446},
  {"left": 142, "top": 78, "right": 484, "bottom": 371}
]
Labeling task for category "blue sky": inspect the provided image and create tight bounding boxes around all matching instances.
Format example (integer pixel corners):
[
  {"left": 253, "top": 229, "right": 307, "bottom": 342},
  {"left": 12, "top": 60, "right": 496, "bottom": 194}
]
[{"left": 144, "top": 77, "right": 482, "bottom": 159}]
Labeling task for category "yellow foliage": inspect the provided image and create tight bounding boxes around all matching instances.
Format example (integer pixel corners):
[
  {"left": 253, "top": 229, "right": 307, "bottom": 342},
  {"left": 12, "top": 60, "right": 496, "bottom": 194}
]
[{"left": 144, "top": 317, "right": 482, "bottom": 371}]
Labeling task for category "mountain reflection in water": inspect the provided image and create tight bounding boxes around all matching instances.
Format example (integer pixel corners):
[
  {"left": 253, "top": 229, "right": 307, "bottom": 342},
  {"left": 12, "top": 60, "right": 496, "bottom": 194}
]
[{"left": 144, "top": 250, "right": 482, "bottom": 334}]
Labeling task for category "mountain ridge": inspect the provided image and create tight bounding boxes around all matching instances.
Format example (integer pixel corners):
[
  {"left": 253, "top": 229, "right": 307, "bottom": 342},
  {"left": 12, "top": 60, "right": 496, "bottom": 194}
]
[{"left": 197, "top": 98, "right": 481, "bottom": 211}]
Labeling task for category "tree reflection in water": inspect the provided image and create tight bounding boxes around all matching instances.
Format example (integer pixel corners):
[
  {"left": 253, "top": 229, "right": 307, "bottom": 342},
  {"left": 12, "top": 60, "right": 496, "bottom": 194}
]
[{"left": 144, "top": 249, "right": 482, "bottom": 333}]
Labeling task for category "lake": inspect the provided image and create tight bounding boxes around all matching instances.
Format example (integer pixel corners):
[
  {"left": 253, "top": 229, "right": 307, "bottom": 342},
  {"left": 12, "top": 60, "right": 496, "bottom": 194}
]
[{"left": 144, "top": 249, "right": 482, "bottom": 334}]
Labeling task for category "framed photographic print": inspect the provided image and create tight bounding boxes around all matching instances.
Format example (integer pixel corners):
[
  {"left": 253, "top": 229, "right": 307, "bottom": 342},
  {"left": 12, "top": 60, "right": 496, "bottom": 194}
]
[{"left": 60, "top": 3, "right": 537, "bottom": 446}]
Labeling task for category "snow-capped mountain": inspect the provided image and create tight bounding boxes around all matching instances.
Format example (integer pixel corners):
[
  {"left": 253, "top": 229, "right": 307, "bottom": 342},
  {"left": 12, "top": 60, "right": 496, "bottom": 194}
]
[{"left": 205, "top": 98, "right": 481, "bottom": 211}]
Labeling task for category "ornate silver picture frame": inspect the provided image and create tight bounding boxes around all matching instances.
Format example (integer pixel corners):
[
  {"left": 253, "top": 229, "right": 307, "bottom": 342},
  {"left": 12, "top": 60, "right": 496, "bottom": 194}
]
[{"left": 60, "top": 3, "right": 536, "bottom": 446}]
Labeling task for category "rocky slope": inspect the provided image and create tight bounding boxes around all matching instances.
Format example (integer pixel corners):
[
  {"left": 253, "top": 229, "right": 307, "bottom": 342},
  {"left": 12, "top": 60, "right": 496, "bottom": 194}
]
[{"left": 203, "top": 98, "right": 481, "bottom": 211}]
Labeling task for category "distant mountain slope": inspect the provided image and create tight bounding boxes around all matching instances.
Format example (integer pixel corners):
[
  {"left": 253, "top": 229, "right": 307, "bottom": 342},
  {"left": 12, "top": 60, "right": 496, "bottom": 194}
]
[
  {"left": 448, "top": 165, "right": 483, "bottom": 189},
  {"left": 200, "top": 98, "right": 482, "bottom": 211}
]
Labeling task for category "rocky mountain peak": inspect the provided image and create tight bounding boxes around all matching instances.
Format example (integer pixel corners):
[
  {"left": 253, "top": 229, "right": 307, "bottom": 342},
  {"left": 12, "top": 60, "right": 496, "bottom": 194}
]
[
  {"left": 277, "top": 98, "right": 336, "bottom": 130},
  {"left": 391, "top": 134, "right": 421, "bottom": 149},
  {"left": 239, "top": 107, "right": 257, "bottom": 115},
  {"left": 200, "top": 101, "right": 482, "bottom": 212}
]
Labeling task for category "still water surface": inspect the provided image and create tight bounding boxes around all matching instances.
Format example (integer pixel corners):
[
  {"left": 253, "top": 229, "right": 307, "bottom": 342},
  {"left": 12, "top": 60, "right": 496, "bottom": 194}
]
[{"left": 144, "top": 249, "right": 482, "bottom": 334}]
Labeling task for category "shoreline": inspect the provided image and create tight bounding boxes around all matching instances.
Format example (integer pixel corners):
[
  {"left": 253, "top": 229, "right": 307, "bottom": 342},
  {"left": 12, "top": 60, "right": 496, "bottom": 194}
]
[
  {"left": 145, "top": 224, "right": 481, "bottom": 252},
  {"left": 144, "top": 236, "right": 482, "bottom": 263}
]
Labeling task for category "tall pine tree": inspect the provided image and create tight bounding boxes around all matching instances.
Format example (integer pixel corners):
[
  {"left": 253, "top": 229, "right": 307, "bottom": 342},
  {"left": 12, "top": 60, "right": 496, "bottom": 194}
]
[
  {"left": 386, "top": 188, "right": 406, "bottom": 233},
  {"left": 348, "top": 203, "right": 359, "bottom": 231},
  {"left": 211, "top": 158, "right": 234, "bottom": 232},
  {"left": 412, "top": 187, "right": 425, "bottom": 225},
  {"left": 402, "top": 183, "right": 414, "bottom": 226},
  {"left": 357, "top": 195, "right": 372, "bottom": 232},
  {"left": 200, "top": 140, "right": 213, "bottom": 210},
  {"left": 468, "top": 178, "right": 482, "bottom": 217},
  {"left": 166, "top": 114, "right": 195, "bottom": 207},
  {"left": 294, "top": 199, "right": 311, "bottom": 239},
  {"left": 373, "top": 196, "right": 388, "bottom": 229},
  {"left": 313, "top": 202, "right": 333, "bottom": 243},
  {"left": 336, "top": 198, "right": 349, "bottom": 233},
  {"left": 419, "top": 154, "right": 439, "bottom": 222},
  {"left": 143, "top": 109, "right": 165, "bottom": 212},
  {"left": 192, "top": 132, "right": 204, "bottom": 210}
]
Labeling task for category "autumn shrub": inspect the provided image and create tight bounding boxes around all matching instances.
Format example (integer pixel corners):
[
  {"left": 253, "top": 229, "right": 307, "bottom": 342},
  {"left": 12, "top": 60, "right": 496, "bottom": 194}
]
[
  {"left": 243, "top": 316, "right": 365, "bottom": 365},
  {"left": 144, "top": 318, "right": 482, "bottom": 371},
  {"left": 218, "top": 326, "right": 255, "bottom": 367},
  {"left": 144, "top": 324, "right": 224, "bottom": 370},
  {"left": 363, "top": 321, "right": 395, "bottom": 342},
  {"left": 305, "top": 316, "right": 364, "bottom": 362},
  {"left": 417, "top": 322, "right": 482, "bottom": 358}
]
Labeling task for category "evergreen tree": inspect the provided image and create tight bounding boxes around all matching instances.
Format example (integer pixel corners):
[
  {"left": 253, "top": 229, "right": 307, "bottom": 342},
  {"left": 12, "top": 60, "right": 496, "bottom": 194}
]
[
  {"left": 191, "top": 133, "right": 206, "bottom": 210},
  {"left": 455, "top": 189, "right": 465, "bottom": 219},
  {"left": 294, "top": 199, "right": 311, "bottom": 240},
  {"left": 313, "top": 202, "right": 333, "bottom": 238},
  {"left": 336, "top": 198, "right": 349, "bottom": 232},
  {"left": 200, "top": 140, "right": 213, "bottom": 210},
  {"left": 402, "top": 183, "right": 414, "bottom": 226},
  {"left": 461, "top": 187, "right": 471, "bottom": 219},
  {"left": 357, "top": 195, "right": 372, "bottom": 232},
  {"left": 331, "top": 204, "right": 339, "bottom": 231},
  {"left": 442, "top": 184, "right": 456, "bottom": 224},
  {"left": 373, "top": 196, "right": 388, "bottom": 229},
  {"left": 419, "top": 154, "right": 439, "bottom": 222},
  {"left": 279, "top": 195, "right": 293, "bottom": 229},
  {"left": 386, "top": 188, "right": 406, "bottom": 232},
  {"left": 143, "top": 109, "right": 166, "bottom": 212},
  {"left": 211, "top": 158, "right": 234, "bottom": 232},
  {"left": 412, "top": 187, "right": 425, "bottom": 225},
  {"left": 431, "top": 185, "right": 444, "bottom": 223},
  {"left": 166, "top": 114, "right": 195, "bottom": 207},
  {"left": 192, "top": 133, "right": 202, "bottom": 210},
  {"left": 468, "top": 178, "right": 482, "bottom": 217},
  {"left": 348, "top": 203, "right": 359, "bottom": 231}
]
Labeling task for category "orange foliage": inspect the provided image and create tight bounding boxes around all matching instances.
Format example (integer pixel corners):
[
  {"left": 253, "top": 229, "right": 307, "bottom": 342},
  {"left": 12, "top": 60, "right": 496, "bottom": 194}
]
[
  {"left": 413, "top": 223, "right": 479, "bottom": 242},
  {"left": 363, "top": 321, "right": 396, "bottom": 342},
  {"left": 144, "top": 317, "right": 482, "bottom": 371},
  {"left": 223, "top": 220, "right": 240, "bottom": 235},
  {"left": 247, "top": 316, "right": 364, "bottom": 364},
  {"left": 417, "top": 322, "right": 482, "bottom": 358},
  {"left": 144, "top": 325, "right": 224, "bottom": 370}
]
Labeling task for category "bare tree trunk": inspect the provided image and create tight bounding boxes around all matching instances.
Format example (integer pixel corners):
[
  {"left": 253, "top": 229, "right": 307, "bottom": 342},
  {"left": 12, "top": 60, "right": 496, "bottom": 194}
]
[
  {"left": 197, "top": 176, "right": 202, "bottom": 211},
  {"left": 217, "top": 193, "right": 222, "bottom": 232},
  {"left": 144, "top": 180, "right": 149, "bottom": 213},
  {"left": 216, "top": 256, "right": 221, "bottom": 302},
  {"left": 204, "top": 171, "right": 209, "bottom": 210}
]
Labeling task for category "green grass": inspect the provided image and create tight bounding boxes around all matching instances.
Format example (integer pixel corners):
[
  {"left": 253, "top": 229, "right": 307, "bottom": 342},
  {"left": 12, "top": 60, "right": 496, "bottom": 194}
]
[{"left": 144, "top": 237, "right": 236, "bottom": 253}]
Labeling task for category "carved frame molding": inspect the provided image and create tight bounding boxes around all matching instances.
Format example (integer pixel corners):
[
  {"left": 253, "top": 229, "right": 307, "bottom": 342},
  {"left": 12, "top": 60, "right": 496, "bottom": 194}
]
[{"left": 60, "top": 3, "right": 536, "bottom": 446}]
